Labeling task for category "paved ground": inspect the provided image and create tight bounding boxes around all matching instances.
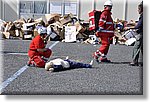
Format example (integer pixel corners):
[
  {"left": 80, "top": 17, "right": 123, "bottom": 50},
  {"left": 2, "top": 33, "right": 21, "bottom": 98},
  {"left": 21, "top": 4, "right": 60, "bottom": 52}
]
[{"left": 0, "top": 40, "right": 143, "bottom": 95}]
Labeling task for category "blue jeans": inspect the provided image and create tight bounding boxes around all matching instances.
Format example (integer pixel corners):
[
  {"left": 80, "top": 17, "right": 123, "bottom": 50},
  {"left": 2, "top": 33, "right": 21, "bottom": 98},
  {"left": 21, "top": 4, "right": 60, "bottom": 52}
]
[
  {"left": 64, "top": 59, "right": 92, "bottom": 68},
  {"left": 52, "top": 59, "right": 92, "bottom": 72}
]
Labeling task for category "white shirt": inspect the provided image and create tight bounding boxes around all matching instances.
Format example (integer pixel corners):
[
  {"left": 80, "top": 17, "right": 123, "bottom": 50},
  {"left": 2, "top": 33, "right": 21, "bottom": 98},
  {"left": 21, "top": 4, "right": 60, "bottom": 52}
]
[{"left": 49, "top": 58, "right": 70, "bottom": 68}]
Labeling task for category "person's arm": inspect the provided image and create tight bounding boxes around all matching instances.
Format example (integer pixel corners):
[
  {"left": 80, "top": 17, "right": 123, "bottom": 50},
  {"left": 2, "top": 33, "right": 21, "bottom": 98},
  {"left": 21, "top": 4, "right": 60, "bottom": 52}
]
[
  {"left": 35, "top": 36, "right": 48, "bottom": 52},
  {"left": 134, "top": 16, "right": 143, "bottom": 29},
  {"left": 97, "top": 12, "right": 107, "bottom": 32},
  {"left": 37, "top": 48, "right": 48, "bottom": 52},
  {"left": 125, "top": 26, "right": 135, "bottom": 30},
  {"left": 124, "top": 15, "right": 143, "bottom": 30}
]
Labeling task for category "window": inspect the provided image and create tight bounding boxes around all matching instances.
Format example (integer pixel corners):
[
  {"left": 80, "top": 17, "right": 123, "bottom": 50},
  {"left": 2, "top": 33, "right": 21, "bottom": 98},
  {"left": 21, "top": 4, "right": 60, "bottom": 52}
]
[
  {"left": 19, "top": 0, "right": 78, "bottom": 18},
  {"left": 49, "top": 0, "right": 78, "bottom": 16},
  {"left": 20, "top": 1, "right": 34, "bottom": 13},
  {"left": 34, "top": 1, "right": 47, "bottom": 14},
  {"left": 20, "top": 1, "right": 47, "bottom": 14},
  {"left": 49, "top": 2, "right": 62, "bottom": 14},
  {"left": 64, "top": 2, "right": 77, "bottom": 15}
]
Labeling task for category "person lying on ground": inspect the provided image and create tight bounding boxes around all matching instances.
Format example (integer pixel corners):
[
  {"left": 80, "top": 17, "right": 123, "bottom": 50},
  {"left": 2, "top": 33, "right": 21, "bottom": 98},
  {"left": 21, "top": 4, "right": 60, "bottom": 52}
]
[{"left": 45, "top": 56, "right": 93, "bottom": 72}]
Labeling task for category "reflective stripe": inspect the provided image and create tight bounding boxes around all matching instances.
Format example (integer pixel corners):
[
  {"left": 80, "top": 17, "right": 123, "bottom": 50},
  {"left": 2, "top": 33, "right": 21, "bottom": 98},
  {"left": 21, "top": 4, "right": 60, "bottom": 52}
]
[
  {"left": 101, "top": 30, "right": 114, "bottom": 33},
  {"left": 89, "top": 16, "right": 94, "bottom": 19},
  {"left": 99, "top": 19, "right": 106, "bottom": 22},
  {"left": 99, "top": 27, "right": 104, "bottom": 29},
  {"left": 89, "top": 24, "right": 95, "bottom": 28},
  {"left": 106, "top": 22, "right": 113, "bottom": 24}
]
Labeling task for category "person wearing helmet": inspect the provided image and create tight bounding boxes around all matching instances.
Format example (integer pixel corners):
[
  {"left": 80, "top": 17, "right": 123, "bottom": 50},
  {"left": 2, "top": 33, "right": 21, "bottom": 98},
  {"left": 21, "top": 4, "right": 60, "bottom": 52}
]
[
  {"left": 27, "top": 27, "right": 52, "bottom": 68},
  {"left": 93, "top": 0, "right": 114, "bottom": 62}
]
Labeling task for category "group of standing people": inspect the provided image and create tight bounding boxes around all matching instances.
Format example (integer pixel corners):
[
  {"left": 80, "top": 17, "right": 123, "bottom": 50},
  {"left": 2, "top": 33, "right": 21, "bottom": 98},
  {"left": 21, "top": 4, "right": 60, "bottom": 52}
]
[
  {"left": 27, "top": 0, "right": 143, "bottom": 72},
  {"left": 93, "top": 0, "right": 143, "bottom": 66}
]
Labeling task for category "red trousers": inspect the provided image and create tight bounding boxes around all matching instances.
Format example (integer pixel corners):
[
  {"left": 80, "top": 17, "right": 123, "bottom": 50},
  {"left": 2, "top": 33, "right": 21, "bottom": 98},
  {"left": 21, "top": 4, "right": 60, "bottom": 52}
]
[
  {"left": 28, "top": 49, "right": 52, "bottom": 68},
  {"left": 98, "top": 34, "right": 113, "bottom": 55}
]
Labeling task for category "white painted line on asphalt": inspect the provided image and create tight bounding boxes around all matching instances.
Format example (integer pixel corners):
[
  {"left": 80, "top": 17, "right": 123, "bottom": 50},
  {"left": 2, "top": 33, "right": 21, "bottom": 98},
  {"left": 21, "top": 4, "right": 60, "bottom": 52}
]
[
  {"left": 0, "top": 65, "right": 28, "bottom": 94},
  {"left": 4, "top": 53, "right": 28, "bottom": 55},
  {"left": 49, "top": 41, "right": 59, "bottom": 49},
  {"left": 0, "top": 41, "right": 59, "bottom": 94}
]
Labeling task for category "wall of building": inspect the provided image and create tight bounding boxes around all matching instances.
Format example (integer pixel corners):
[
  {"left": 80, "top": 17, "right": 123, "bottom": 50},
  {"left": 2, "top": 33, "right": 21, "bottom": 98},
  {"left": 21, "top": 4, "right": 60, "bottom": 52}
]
[
  {"left": 79, "top": 0, "right": 93, "bottom": 21},
  {"left": 0, "top": 0, "right": 3, "bottom": 19},
  {"left": 1, "top": 0, "right": 18, "bottom": 21},
  {"left": 127, "top": 0, "right": 142, "bottom": 21},
  {"left": 1, "top": 0, "right": 143, "bottom": 22},
  {"left": 0, "top": 0, "right": 1, "bottom": 19},
  {"left": 80, "top": 0, "right": 126, "bottom": 21},
  {"left": 79, "top": 0, "right": 142, "bottom": 21}
]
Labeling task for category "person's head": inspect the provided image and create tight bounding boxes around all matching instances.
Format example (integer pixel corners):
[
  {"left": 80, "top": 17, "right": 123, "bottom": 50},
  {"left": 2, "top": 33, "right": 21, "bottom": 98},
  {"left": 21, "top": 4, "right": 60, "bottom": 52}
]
[
  {"left": 38, "top": 27, "right": 47, "bottom": 39},
  {"left": 104, "top": 0, "right": 113, "bottom": 11},
  {"left": 45, "top": 62, "right": 54, "bottom": 72},
  {"left": 138, "top": 1, "right": 143, "bottom": 14}
]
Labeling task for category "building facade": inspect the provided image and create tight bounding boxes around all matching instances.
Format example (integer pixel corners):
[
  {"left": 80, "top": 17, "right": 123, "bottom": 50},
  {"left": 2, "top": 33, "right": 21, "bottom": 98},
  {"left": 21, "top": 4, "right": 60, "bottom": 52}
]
[{"left": 0, "top": 0, "right": 142, "bottom": 22}]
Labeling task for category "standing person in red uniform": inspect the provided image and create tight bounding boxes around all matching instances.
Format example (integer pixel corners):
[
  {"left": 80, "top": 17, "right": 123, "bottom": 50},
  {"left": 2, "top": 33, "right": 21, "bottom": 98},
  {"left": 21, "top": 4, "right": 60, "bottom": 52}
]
[
  {"left": 27, "top": 27, "right": 52, "bottom": 68},
  {"left": 93, "top": 0, "right": 114, "bottom": 62}
]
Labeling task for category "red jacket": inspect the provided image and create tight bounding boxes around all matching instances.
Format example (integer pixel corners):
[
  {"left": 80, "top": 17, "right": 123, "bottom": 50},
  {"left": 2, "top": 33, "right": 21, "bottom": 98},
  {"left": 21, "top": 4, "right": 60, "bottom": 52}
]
[
  {"left": 28, "top": 35, "right": 45, "bottom": 57},
  {"left": 29, "top": 35, "right": 45, "bottom": 51},
  {"left": 98, "top": 9, "right": 114, "bottom": 36}
]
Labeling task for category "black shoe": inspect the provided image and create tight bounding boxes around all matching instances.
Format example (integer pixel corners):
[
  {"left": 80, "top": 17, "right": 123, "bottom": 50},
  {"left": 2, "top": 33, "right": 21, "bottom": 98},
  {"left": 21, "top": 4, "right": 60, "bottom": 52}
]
[
  {"left": 138, "top": 62, "right": 143, "bottom": 67},
  {"left": 100, "top": 58, "right": 111, "bottom": 63},
  {"left": 94, "top": 58, "right": 99, "bottom": 63},
  {"left": 27, "top": 61, "right": 36, "bottom": 67},
  {"left": 129, "top": 62, "right": 139, "bottom": 66}
]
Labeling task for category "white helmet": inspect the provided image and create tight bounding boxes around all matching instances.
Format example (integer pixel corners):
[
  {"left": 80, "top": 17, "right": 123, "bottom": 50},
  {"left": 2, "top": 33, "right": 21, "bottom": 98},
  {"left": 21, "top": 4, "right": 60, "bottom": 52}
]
[
  {"left": 38, "top": 27, "right": 47, "bottom": 35},
  {"left": 104, "top": 0, "right": 113, "bottom": 6}
]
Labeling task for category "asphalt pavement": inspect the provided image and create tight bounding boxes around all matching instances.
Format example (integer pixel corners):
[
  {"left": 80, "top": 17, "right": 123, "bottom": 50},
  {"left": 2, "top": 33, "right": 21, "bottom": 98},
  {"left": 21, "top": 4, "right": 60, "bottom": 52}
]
[{"left": 0, "top": 40, "right": 143, "bottom": 95}]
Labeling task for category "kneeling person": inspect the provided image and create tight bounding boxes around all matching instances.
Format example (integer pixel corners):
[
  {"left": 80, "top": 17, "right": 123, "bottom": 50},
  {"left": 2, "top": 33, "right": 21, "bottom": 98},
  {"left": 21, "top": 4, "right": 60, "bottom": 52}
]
[{"left": 27, "top": 27, "right": 52, "bottom": 68}]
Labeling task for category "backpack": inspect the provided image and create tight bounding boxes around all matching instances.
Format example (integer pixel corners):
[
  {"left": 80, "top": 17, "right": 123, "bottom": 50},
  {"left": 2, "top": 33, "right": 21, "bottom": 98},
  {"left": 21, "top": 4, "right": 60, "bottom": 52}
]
[{"left": 89, "top": 10, "right": 102, "bottom": 31}]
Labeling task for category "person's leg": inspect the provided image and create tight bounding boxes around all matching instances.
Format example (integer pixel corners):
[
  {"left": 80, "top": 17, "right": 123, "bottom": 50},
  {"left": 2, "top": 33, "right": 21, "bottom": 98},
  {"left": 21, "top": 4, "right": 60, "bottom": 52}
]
[
  {"left": 32, "top": 56, "right": 46, "bottom": 68},
  {"left": 38, "top": 49, "right": 52, "bottom": 62},
  {"left": 93, "top": 50, "right": 101, "bottom": 62},
  {"left": 65, "top": 60, "right": 92, "bottom": 68},
  {"left": 99, "top": 44, "right": 110, "bottom": 55},
  {"left": 131, "top": 39, "right": 142, "bottom": 65},
  {"left": 140, "top": 39, "right": 143, "bottom": 66},
  {"left": 27, "top": 51, "right": 37, "bottom": 66},
  {"left": 93, "top": 36, "right": 110, "bottom": 62},
  {"left": 99, "top": 36, "right": 110, "bottom": 55},
  {"left": 99, "top": 36, "right": 111, "bottom": 62}
]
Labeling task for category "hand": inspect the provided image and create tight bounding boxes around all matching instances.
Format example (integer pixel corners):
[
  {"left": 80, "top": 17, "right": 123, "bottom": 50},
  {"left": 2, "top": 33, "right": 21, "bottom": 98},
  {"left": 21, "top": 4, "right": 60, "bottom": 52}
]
[
  {"left": 97, "top": 27, "right": 102, "bottom": 32},
  {"left": 124, "top": 27, "right": 130, "bottom": 31},
  {"left": 95, "top": 32, "right": 99, "bottom": 37},
  {"left": 44, "top": 40, "right": 47, "bottom": 44},
  {"left": 44, "top": 48, "right": 49, "bottom": 52}
]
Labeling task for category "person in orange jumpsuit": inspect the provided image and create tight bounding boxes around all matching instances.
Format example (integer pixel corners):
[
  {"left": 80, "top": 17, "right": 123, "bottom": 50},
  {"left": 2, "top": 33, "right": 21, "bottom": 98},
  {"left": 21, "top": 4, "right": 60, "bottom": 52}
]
[
  {"left": 93, "top": 0, "right": 114, "bottom": 62},
  {"left": 27, "top": 27, "right": 52, "bottom": 68}
]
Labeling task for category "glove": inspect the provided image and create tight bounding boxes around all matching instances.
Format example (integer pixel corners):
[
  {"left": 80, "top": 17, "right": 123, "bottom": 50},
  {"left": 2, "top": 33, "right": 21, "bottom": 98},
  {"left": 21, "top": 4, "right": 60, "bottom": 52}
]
[
  {"left": 97, "top": 27, "right": 102, "bottom": 32},
  {"left": 44, "top": 40, "right": 47, "bottom": 44}
]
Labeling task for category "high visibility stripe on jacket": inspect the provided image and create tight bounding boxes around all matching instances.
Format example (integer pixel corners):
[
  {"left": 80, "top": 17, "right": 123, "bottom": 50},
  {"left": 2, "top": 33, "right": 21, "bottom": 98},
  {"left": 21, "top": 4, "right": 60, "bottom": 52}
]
[{"left": 98, "top": 9, "right": 114, "bottom": 35}]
